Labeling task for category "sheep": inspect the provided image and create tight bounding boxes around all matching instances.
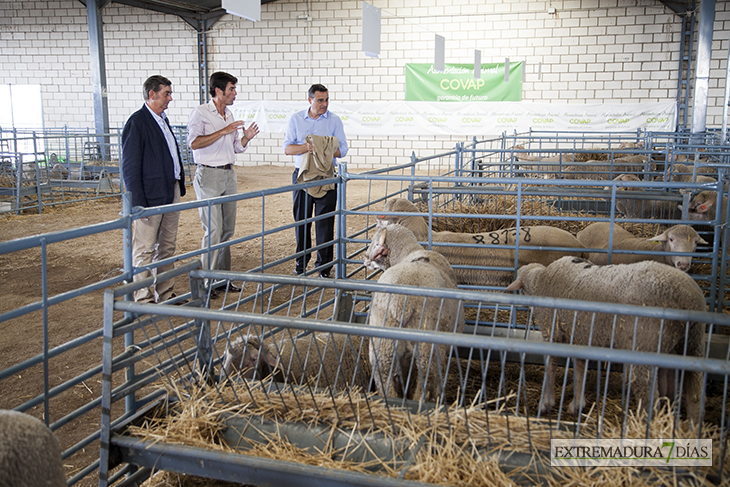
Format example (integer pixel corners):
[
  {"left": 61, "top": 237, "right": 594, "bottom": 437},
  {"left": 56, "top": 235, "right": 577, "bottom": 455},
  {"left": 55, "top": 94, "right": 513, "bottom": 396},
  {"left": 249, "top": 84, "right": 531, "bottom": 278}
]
[
  {"left": 576, "top": 222, "right": 706, "bottom": 271},
  {"left": 512, "top": 152, "right": 586, "bottom": 176},
  {"left": 363, "top": 220, "right": 456, "bottom": 283},
  {"left": 686, "top": 190, "right": 727, "bottom": 223},
  {"left": 617, "top": 141, "right": 644, "bottom": 149},
  {"left": 364, "top": 222, "right": 464, "bottom": 403},
  {"left": 0, "top": 410, "right": 66, "bottom": 487},
  {"left": 47, "top": 163, "right": 68, "bottom": 180},
  {"left": 607, "top": 174, "right": 682, "bottom": 220},
  {"left": 220, "top": 331, "right": 371, "bottom": 392},
  {"left": 662, "top": 163, "right": 717, "bottom": 184},
  {"left": 376, "top": 198, "right": 586, "bottom": 287},
  {"left": 553, "top": 158, "right": 654, "bottom": 181},
  {"left": 505, "top": 257, "right": 706, "bottom": 421}
]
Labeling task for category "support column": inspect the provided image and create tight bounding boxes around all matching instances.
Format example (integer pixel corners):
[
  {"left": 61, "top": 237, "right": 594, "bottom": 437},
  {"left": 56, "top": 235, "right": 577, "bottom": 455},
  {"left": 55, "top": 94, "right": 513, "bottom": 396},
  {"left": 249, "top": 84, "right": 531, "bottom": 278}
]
[
  {"left": 198, "top": 21, "right": 209, "bottom": 105},
  {"left": 86, "top": 0, "right": 110, "bottom": 159},
  {"left": 691, "top": 0, "right": 716, "bottom": 135}
]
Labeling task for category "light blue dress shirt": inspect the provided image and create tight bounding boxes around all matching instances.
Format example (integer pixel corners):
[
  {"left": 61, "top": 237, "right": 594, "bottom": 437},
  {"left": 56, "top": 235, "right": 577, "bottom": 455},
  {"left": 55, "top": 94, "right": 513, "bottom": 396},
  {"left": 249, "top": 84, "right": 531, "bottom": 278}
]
[
  {"left": 145, "top": 104, "right": 181, "bottom": 180},
  {"left": 282, "top": 108, "right": 348, "bottom": 170}
]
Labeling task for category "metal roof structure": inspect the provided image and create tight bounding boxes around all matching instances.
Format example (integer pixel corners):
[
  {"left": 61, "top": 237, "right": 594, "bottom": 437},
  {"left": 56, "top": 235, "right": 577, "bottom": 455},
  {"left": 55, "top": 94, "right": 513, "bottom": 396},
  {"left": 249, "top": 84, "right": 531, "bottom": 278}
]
[{"left": 79, "top": 0, "right": 280, "bottom": 29}]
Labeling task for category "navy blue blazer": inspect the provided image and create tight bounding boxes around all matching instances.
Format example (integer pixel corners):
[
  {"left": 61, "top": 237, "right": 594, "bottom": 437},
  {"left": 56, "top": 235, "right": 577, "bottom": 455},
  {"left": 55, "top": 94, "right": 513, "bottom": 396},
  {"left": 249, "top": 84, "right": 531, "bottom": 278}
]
[{"left": 121, "top": 104, "right": 186, "bottom": 208}]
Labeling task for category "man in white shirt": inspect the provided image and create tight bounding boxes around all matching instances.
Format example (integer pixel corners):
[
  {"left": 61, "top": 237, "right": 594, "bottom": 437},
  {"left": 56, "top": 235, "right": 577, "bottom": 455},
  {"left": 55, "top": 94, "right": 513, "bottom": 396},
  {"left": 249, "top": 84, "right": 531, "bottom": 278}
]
[
  {"left": 187, "top": 72, "right": 259, "bottom": 294},
  {"left": 121, "top": 75, "right": 186, "bottom": 303}
]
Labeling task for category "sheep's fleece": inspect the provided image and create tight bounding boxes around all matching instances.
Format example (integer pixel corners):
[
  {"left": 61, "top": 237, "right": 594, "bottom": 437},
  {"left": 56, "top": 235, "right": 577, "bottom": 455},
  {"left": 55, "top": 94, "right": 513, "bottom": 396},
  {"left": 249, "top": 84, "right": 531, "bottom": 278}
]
[
  {"left": 376, "top": 198, "right": 586, "bottom": 286},
  {"left": 506, "top": 257, "right": 706, "bottom": 420},
  {"left": 0, "top": 410, "right": 66, "bottom": 487}
]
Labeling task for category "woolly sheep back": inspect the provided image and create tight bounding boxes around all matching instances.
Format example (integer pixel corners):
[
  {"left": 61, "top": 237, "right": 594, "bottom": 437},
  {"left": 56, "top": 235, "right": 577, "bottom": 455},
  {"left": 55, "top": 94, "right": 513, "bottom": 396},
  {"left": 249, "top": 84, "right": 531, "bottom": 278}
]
[
  {"left": 375, "top": 198, "right": 586, "bottom": 287},
  {"left": 0, "top": 410, "right": 66, "bottom": 487},
  {"left": 507, "top": 257, "right": 706, "bottom": 420},
  {"left": 576, "top": 222, "right": 706, "bottom": 271}
]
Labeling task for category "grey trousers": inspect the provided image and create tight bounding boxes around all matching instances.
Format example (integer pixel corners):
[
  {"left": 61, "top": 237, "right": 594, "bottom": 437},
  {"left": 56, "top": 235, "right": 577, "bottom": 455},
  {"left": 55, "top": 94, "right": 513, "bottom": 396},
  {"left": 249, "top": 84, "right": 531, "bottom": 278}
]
[
  {"left": 193, "top": 165, "right": 238, "bottom": 272},
  {"left": 131, "top": 184, "right": 181, "bottom": 302}
]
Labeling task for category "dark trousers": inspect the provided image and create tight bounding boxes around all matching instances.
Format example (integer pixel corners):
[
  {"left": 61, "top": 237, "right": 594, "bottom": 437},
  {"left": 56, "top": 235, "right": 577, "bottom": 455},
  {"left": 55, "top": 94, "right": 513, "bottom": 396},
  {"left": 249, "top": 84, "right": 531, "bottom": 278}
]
[{"left": 292, "top": 169, "right": 337, "bottom": 273}]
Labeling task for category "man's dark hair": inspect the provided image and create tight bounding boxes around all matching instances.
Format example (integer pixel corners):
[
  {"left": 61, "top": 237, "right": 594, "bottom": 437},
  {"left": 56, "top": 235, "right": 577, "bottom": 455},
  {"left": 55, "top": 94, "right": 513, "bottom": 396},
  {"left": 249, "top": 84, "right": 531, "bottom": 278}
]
[
  {"left": 210, "top": 72, "right": 238, "bottom": 97},
  {"left": 143, "top": 75, "right": 171, "bottom": 100},
  {"left": 308, "top": 84, "right": 328, "bottom": 99}
]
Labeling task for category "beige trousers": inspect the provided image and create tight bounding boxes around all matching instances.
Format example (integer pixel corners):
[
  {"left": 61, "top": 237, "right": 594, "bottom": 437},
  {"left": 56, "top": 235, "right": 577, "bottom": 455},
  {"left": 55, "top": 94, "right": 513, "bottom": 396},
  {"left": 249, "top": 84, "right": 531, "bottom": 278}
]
[{"left": 131, "top": 184, "right": 181, "bottom": 302}]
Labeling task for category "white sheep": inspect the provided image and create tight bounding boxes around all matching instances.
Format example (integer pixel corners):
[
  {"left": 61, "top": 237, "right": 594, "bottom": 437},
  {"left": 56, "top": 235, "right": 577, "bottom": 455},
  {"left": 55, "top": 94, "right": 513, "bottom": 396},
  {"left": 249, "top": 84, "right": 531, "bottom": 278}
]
[
  {"left": 364, "top": 222, "right": 464, "bottom": 404},
  {"left": 662, "top": 163, "right": 717, "bottom": 184},
  {"left": 376, "top": 198, "right": 586, "bottom": 287},
  {"left": 220, "top": 331, "right": 371, "bottom": 392},
  {"left": 554, "top": 158, "right": 654, "bottom": 181},
  {"left": 608, "top": 174, "right": 681, "bottom": 220},
  {"left": 687, "top": 190, "right": 727, "bottom": 223},
  {"left": 505, "top": 257, "right": 706, "bottom": 421},
  {"left": 576, "top": 222, "right": 706, "bottom": 271},
  {"left": 363, "top": 219, "right": 456, "bottom": 283},
  {"left": 0, "top": 410, "right": 67, "bottom": 487}
]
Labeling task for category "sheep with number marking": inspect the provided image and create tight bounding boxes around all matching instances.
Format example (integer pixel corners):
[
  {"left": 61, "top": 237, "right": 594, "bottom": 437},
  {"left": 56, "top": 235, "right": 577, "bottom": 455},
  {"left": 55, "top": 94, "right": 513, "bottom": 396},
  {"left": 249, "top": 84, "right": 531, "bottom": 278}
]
[
  {"left": 576, "top": 222, "right": 706, "bottom": 271},
  {"left": 364, "top": 222, "right": 464, "bottom": 404},
  {"left": 376, "top": 198, "right": 586, "bottom": 287},
  {"left": 505, "top": 257, "right": 706, "bottom": 421}
]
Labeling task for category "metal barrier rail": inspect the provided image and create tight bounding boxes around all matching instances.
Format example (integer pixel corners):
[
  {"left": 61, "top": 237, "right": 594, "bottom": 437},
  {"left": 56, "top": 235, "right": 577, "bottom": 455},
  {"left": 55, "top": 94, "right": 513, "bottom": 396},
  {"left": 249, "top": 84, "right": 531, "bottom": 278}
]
[{"left": 97, "top": 270, "right": 730, "bottom": 486}]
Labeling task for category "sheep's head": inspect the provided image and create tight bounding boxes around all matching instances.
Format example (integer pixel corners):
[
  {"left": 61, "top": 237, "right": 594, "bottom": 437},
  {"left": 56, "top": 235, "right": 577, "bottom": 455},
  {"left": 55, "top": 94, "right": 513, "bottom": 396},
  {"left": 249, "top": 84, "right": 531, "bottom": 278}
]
[
  {"left": 505, "top": 262, "right": 547, "bottom": 294},
  {"left": 363, "top": 226, "right": 390, "bottom": 271},
  {"left": 220, "top": 335, "right": 276, "bottom": 383},
  {"left": 648, "top": 225, "right": 707, "bottom": 272},
  {"left": 686, "top": 191, "right": 717, "bottom": 221},
  {"left": 375, "top": 198, "right": 430, "bottom": 240}
]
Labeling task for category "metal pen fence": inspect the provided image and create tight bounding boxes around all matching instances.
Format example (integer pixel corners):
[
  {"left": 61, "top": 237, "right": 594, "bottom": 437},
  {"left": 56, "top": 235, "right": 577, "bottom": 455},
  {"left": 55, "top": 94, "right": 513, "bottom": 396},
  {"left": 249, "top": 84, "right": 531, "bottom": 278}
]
[
  {"left": 96, "top": 269, "right": 730, "bottom": 486},
  {"left": 0, "top": 125, "right": 195, "bottom": 214},
  {"left": 1, "top": 129, "right": 730, "bottom": 486},
  {"left": 0, "top": 174, "right": 339, "bottom": 486}
]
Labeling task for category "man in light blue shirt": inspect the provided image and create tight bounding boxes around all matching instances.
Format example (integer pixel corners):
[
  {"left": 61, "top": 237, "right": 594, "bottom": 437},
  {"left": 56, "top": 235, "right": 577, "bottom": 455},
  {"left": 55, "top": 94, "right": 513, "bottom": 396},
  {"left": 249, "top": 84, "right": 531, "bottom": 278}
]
[{"left": 283, "top": 84, "right": 348, "bottom": 277}]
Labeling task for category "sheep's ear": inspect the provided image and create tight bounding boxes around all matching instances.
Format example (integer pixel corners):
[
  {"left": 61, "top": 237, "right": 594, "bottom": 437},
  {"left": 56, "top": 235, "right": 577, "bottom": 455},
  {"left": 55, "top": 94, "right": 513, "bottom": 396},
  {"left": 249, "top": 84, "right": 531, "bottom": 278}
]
[
  {"left": 648, "top": 232, "right": 667, "bottom": 242},
  {"left": 698, "top": 236, "right": 709, "bottom": 245},
  {"left": 504, "top": 279, "right": 523, "bottom": 292},
  {"left": 374, "top": 226, "right": 387, "bottom": 246}
]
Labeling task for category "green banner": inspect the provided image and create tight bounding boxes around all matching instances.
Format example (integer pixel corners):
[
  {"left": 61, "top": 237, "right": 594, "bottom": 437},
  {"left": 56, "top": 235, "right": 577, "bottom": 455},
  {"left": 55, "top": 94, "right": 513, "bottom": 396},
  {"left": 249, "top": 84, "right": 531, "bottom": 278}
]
[{"left": 405, "top": 63, "right": 522, "bottom": 102}]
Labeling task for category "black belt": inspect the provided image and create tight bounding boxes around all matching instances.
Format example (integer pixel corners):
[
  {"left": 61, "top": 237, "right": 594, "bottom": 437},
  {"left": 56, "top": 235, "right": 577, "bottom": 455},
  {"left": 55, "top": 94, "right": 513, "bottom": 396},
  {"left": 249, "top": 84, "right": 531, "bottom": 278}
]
[{"left": 199, "top": 164, "right": 233, "bottom": 170}]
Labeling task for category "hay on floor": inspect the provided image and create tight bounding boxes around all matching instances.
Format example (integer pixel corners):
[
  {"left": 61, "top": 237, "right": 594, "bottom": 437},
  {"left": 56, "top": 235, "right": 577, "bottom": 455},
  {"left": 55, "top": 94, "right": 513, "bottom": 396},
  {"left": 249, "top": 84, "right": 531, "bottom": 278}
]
[{"left": 130, "top": 379, "right": 727, "bottom": 487}]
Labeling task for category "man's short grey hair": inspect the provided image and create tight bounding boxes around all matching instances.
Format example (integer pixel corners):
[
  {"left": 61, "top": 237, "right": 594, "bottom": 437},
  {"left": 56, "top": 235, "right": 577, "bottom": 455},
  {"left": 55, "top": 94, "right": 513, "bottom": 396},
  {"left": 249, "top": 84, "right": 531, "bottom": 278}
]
[
  {"left": 143, "top": 75, "right": 171, "bottom": 100},
  {"left": 308, "top": 84, "right": 328, "bottom": 98}
]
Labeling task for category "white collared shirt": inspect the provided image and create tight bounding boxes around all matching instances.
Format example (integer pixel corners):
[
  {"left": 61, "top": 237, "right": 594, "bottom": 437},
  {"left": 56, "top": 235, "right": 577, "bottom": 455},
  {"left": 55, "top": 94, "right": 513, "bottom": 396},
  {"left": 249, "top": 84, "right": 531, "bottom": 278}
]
[
  {"left": 187, "top": 100, "right": 246, "bottom": 166},
  {"left": 144, "top": 103, "right": 181, "bottom": 180}
]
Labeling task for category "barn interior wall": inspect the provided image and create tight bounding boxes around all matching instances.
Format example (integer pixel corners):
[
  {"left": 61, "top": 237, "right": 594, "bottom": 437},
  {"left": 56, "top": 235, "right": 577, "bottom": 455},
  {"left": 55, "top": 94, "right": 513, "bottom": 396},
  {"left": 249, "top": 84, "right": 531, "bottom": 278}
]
[{"left": 1, "top": 0, "right": 730, "bottom": 170}]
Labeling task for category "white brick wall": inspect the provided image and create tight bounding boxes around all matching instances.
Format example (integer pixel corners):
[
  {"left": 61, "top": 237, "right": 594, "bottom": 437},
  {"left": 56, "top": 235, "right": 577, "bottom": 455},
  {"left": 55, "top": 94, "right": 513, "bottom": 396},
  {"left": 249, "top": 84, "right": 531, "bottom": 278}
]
[{"left": 1, "top": 0, "right": 729, "bottom": 169}]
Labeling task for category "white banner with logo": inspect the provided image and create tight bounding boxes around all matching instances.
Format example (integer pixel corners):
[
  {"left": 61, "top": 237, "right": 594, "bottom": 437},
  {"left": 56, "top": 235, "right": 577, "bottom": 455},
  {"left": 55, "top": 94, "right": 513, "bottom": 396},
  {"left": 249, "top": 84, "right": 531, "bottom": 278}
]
[
  {"left": 551, "top": 438, "right": 712, "bottom": 467},
  {"left": 230, "top": 100, "right": 675, "bottom": 137}
]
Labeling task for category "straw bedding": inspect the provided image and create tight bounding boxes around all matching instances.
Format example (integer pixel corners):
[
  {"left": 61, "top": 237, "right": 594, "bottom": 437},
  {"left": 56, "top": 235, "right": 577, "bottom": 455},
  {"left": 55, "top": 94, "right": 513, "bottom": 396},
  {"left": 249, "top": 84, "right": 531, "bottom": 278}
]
[{"left": 130, "top": 378, "right": 728, "bottom": 487}]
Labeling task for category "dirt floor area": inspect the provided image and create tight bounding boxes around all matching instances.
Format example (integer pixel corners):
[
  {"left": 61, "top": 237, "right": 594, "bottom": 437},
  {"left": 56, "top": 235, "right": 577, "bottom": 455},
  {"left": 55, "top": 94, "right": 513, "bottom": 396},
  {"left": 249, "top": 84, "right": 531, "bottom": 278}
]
[
  {"left": 1, "top": 165, "right": 728, "bottom": 486},
  {"left": 0, "top": 164, "right": 389, "bottom": 486}
]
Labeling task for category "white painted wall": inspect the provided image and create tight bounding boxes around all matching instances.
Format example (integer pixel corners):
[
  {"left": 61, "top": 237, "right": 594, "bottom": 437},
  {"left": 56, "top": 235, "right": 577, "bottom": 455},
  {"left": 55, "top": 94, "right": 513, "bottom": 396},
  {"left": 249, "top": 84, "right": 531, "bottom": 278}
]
[{"left": 1, "top": 0, "right": 729, "bottom": 169}]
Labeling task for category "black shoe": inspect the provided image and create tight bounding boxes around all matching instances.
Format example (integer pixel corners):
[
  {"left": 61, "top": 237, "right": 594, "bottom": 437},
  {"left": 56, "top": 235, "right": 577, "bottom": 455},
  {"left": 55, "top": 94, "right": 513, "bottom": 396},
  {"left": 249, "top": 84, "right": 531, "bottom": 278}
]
[
  {"left": 206, "top": 288, "right": 220, "bottom": 300},
  {"left": 227, "top": 282, "right": 242, "bottom": 293},
  {"left": 167, "top": 293, "right": 189, "bottom": 306},
  {"left": 319, "top": 271, "right": 332, "bottom": 279},
  {"left": 294, "top": 268, "right": 305, "bottom": 276}
]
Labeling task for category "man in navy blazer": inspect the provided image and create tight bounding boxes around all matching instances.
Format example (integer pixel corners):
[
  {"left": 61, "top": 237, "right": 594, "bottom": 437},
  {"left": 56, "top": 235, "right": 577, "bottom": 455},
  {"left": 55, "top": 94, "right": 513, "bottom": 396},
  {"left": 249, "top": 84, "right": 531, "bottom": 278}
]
[{"left": 121, "top": 75, "right": 186, "bottom": 303}]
